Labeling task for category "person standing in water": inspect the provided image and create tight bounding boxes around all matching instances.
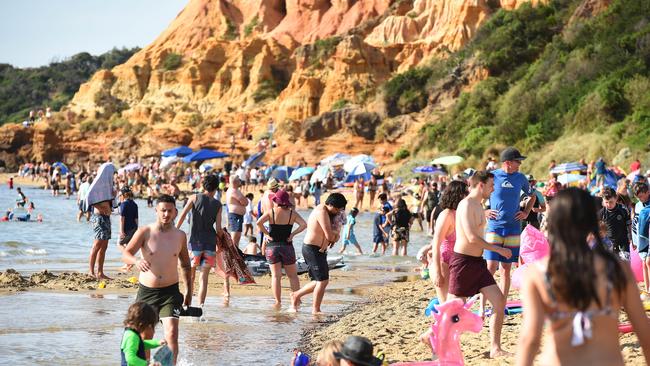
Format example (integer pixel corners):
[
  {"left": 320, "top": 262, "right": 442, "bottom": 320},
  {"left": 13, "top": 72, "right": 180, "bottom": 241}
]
[
  {"left": 339, "top": 208, "right": 363, "bottom": 255},
  {"left": 122, "top": 194, "right": 193, "bottom": 365},
  {"left": 176, "top": 175, "right": 224, "bottom": 305},
  {"left": 256, "top": 189, "right": 307, "bottom": 308},
  {"left": 226, "top": 176, "right": 248, "bottom": 249},
  {"left": 290, "top": 193, "right": 347, "bottom": 314}
]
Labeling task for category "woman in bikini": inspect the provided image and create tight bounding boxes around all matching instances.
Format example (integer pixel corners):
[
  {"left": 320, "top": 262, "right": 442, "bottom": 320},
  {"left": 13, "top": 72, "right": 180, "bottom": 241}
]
[
  {"left": 353, "top": 178, "right": 365, "bottom": 211},
  {"left": 516, "top": 188, "right": 650, "bottom": 366},
  {"left": 256, "top": 189, "right": 307, "bottom": 308},
  {"left": 420, "top": 180, "right": 468, "bottom": 303},
  {"left": 367, "top": 175, "right": 378, "bottom": 210}
]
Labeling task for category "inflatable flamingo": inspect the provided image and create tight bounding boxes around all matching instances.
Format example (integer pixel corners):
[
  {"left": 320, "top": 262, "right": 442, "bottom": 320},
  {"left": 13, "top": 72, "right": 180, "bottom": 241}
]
[
  {"left": 512, "top": 225, "right": 550, "bottom": 289},
  {"left": 392, "top": 298, "right": 483, "bottom": 366}
]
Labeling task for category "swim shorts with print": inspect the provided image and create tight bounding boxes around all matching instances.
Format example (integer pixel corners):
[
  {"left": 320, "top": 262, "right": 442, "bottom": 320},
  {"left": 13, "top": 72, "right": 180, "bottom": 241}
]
[
  {"left": 91, "top": 214, "right": 111, "bottom": 240},
  {"left": 228, "top": 213, "right": 244, "bottom": 233},
  {"left": 483, "top": 227, "right": 521, "bottom": 263},
  {"left": 265, "top": 243, "right": 297, "bottom": 265}
]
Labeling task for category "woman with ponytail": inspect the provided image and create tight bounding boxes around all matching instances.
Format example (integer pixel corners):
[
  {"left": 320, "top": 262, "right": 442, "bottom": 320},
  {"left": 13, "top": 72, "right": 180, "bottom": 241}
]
[{"left": 516, "top": 188, "right": 650, "bottom": 365}]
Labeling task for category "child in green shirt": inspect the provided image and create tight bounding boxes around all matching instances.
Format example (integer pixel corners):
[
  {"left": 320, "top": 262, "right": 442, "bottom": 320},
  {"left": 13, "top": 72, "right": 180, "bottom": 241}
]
[{"left": 120, "top": 302, "right": 166, "bottom": 366}]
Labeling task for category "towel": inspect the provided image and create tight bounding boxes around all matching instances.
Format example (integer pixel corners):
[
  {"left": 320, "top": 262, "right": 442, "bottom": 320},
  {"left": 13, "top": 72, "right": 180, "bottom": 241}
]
[{"left": 85, "top": 162, "right": 116, "bottom": 210}]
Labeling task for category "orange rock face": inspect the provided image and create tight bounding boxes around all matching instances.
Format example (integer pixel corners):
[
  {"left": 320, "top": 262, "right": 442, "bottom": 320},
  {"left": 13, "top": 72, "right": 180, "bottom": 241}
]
[{"left": 1, "top": 0, "right": 559, "bottom": 169}]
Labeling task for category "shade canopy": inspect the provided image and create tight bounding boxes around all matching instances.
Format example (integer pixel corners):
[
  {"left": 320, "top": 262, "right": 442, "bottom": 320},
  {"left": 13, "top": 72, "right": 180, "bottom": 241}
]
[
  {"left": 182, "top": 149, "right": 229, "bottom": 163},
  {"left": 52, "top": 162, "right": 69, "bottom": 174},
  {"left": 161, "top": 146, "right": 193, "bottom": 157},
  {"left": 430, "top": 155, "right": 464, "bottom": 165},
  {"left": 289, "top": 167, "right": 315, "bottom": 181},
  {"left": 550, "top": 162, "right": 587, "bottom": 174}
]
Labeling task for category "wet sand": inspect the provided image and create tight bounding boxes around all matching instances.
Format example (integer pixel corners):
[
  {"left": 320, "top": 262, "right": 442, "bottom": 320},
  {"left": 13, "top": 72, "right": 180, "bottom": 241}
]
[{"left": 299, "top": 276, "right": 648, "bottom": 365}]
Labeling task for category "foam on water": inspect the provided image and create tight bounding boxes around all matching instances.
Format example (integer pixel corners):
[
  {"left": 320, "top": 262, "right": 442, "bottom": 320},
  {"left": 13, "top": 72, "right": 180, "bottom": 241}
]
[{"left": 24, "top": 248, "right": 47, "bottom": 255}]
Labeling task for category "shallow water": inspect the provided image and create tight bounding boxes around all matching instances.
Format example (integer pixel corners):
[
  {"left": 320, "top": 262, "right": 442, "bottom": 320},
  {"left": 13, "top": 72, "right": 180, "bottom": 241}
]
[{"left": 0, "top": 185, "right": 431, "bottom": 365}]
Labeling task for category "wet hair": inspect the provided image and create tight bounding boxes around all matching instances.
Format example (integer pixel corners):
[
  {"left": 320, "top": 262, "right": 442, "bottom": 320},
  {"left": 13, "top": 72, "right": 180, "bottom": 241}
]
[
  {"left": 547, "top": 188, "right": 626, "bottom": 310},
  {"left": 350, "top": 207, "right": 359, "bottom": 217},
  {"left": 439, "top": 180, "right": 468, "bottom": 210},
  {"left": 378, "top": 193, "right": 388, "bottom": 201},
  {"left": 325, "top": 192, "right": 347, "bottom": 209},
  {"left": 469, "top": 170, "right": 493, "bottom": 187},
  {"left": 396, "top": 198, "right": 409, "bottom": 212},
  {"left": 156, "top": 194, "right": 176, "bottom": 206},
  {"left": 601, "top": 187, "right": 616, "bottom": 200},
  {"left": 123, "top": 302, "right": 159, "bottom": 332},
  {"left": 246, "top": 193, "right": 254, "bottom": 200},
  {"left": 202, "top": 175, "right": 219, "bottom": 192},
  {"left": 316, "top": 340, "right": 343, "bottom": 366}
]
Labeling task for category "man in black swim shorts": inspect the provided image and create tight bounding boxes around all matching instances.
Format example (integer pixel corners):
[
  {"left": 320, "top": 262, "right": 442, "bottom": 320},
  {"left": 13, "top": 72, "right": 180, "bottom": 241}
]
[{"left": 290, "top": 193, "right": 347, "bottom": 314}]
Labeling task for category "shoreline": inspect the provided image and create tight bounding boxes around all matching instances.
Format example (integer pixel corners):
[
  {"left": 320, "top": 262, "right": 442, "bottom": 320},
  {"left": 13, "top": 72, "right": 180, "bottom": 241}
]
[{"left": 298, "top": 277, "right": 648, "bottom": 365}]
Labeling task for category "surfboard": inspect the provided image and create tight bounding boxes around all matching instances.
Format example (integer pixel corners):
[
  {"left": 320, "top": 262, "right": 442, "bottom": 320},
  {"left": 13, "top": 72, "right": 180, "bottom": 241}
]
[{"left": 84, "top": 162, "right": 116, "bottom": 210}]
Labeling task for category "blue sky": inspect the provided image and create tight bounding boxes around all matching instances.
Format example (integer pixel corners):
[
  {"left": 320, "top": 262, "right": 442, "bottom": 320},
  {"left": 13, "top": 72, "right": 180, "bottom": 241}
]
[{"left": 0, "top": 0, "right": 186, "bottom": 68}]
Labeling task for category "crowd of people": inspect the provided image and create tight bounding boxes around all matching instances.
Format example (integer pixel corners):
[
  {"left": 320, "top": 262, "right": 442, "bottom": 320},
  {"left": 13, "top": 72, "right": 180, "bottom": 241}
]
[{"left": 7, "top": 145, "right": 650, "bottom": 365}]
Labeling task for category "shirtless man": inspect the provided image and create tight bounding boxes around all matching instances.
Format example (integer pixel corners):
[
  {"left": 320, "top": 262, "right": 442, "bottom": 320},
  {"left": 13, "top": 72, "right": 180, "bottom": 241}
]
[
  {"left": 226, "top": 176, "right": 248, "bottom": 248},
  {"left": 290, "top": 193, "right": 347, "bottom": 314},
  {"left": 448, "top": 171, "right": 512, "bottom": 358},
  {"left": 122, "top": 194, "right": 193, "bottom": 365}
]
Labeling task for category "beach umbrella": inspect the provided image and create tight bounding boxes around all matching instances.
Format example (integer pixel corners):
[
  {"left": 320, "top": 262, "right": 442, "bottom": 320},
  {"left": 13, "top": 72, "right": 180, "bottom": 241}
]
[
  {"left": 271, "top": 166, "right": 295, "bottom": 182},
  {"left": 344, "top": 155, "right": 376, "bottom": 172},
  {"left": 627, "top": 169, "right": 641, "bottom": 181},
  {"left": 321, "top": 153, "right": 351, "bottom": 166},
  {"left": 557, "top": 173, "right": 586, "bottom": 185},
  {"left": 52, "top": 162, "right": 69, "bottom": 174},
  {"left": 123, "top": 163, "right": 142, "bottom": 172},
  {"left": 310, "top": 165, "right": 330, "bottom": 184},
  {"left": 243, "top": 150, "right": 266, "bottom": 168},
  {"left": 160, "top": 156, "right": 179, "bottom": 170},
  {"left": 430, "top": 155, "right": 464, "bottom": 166},
  {"left": 199, "top": 163, "right": 213, "bottom": 173},
  {"left": 289, "top": 167, "right": 315, "bottom": 181},
  {"left": 550, "top": 162, "right": 587, "bottom": 174},
  {"left": 344, "top": 161, "right": 375, "bottom": 176},
  {"left": 412, "top": 166, "right": 446, "bottom": 175},
  {"left": 161, "top": 145, "right": 193, "bottom": 157},
  {"left": 182, "top": 149, "right": 229, "bottom": 163}
]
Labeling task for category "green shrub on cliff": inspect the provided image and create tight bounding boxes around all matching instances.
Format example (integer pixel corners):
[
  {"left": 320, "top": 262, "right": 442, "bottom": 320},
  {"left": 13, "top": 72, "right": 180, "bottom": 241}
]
[
  {"left": 0, "top": 47, "right": 139, "bottom": 125},
  {"left": 244, "top": 16, "right": 259, "bottom": 37},
  {"left": 162, "top": 53, "right": 182, "bottom": 71}
]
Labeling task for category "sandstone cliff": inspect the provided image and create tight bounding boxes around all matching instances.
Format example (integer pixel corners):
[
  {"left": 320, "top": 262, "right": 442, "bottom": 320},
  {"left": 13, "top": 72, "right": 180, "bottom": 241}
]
[{"left": 2, "top": 0, "right": 554, "bottom": 170}]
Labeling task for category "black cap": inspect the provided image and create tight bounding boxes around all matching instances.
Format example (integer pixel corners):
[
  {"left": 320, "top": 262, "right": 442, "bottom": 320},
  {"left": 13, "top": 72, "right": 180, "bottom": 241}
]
[
  {"left": 120, "top": 186, "right": 132, "bottom": 194},
  {"left": 334, "top": 336, "right": 382, "bottom": 366},
  {"left": 500, "top": 147, "right": 526, "bottom": 162}
]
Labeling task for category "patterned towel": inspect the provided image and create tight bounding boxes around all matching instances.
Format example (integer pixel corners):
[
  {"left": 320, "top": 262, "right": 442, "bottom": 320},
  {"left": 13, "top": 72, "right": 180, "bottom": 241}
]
[{"left": 214, "top": 230, "right": 255, "bottom": 285}]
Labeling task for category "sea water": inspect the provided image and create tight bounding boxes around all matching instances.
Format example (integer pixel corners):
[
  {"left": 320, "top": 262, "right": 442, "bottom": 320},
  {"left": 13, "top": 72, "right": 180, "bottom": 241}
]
[{"left": 0, "top": 185, "right": 430, "bottom": 365}]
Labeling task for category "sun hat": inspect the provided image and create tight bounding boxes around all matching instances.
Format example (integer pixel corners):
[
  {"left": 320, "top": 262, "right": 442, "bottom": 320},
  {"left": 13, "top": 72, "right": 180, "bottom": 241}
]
[
  {"left": 270, "top": 189, "right": 293, "bottom": 207},
  {"left": 333, "top": 336, "right": 382, "bottom": 366},
  {"left": 500, "top": 147, "right": 526, "bottom": 162},
  {"left": 267, "top": 178, "right": 279, "bottom": 190}
]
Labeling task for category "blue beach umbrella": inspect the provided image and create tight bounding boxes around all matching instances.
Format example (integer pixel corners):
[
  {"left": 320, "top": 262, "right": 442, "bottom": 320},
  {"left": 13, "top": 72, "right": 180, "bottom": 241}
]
[
  {"left": 182, "top": 149, "right": 229, "bottom": 163},
  {"left": 550, "top": 162, "right": 587, "bottom": 174},
  {"left": 289, "top": 167, "right": 315, "bottom": 181},
  {"left": 244, "top": 150, "right": 266, "bottom": 168},
  {"left": 52, "top": 162, "right": 69, "bottom": 174},
  {"left": 161, "top": 145, "right": 193, "bottom": 157},
  {"left": 412, "top": 166, "right": 446, "bottom": 175},
  {"left": 271, "top": 166, "right": 295, "bottom": 182}
]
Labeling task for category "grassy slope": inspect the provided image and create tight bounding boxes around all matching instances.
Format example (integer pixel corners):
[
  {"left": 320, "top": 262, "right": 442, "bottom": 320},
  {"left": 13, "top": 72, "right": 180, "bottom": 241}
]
[{"left": 401, "top": 0, "right": 650, "bottom": 177}]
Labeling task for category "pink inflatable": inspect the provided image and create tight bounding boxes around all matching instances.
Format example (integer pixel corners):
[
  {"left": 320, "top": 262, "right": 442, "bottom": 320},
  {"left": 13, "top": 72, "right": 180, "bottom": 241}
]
[
  {"left": 630, "top": 247, "right": 644, "bottom": 283},
  {"left": 519, "top": 225, "right": 550, "bottom": 264},
  {"left": 392, "top": 297, "right": 483, "bottom": 366},
  {"left": 511, "top": 263, "right": 530, "bottom": 290}
]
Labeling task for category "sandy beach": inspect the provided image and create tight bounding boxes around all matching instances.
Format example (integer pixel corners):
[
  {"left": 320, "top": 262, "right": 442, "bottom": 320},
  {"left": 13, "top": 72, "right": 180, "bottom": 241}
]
[{"left": 299, "top": 276, "right": 648, "bottom": 365}]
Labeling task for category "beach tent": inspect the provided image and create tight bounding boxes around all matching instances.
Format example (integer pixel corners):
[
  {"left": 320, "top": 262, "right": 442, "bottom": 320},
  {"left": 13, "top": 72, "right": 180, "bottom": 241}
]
[
  {"left": 310, "top": 165, "right": 330, "bottom": 184},
  {"left": 161, "top": 146, "right": 193, "bottom": 157},
  {"left": 321, "top": 153, "right": 351, "bottom": 166},
  {"left": 550, "top": 162, "right": 587, "bottom": 175},
  {"left": 182, "top": 149, "right": 229, "bottom": 163},
  {"left": 430, "top": 155, "right": 464, "bottom": 165},
  {"left": 271, "top": 166, "right": 295, "bottom": 182},
  {"left": 243, "top": 150, "right": 266, "bottom": 168},
  {"left": 589, "top": 169, "right": 619, "bottom": 189},
  {"left": 289, "top": 167, "right": 315, "bottom": 181},
  {"left": 52, "top": 162, "right": 69, "bottom": 174}
]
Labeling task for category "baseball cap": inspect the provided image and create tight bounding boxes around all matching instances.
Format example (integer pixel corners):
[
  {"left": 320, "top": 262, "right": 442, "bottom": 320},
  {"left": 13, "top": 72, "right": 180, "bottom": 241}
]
[{"left": 500, "top": 147, "right": 526, "bottom": 162}]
